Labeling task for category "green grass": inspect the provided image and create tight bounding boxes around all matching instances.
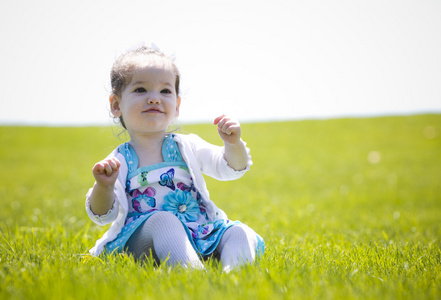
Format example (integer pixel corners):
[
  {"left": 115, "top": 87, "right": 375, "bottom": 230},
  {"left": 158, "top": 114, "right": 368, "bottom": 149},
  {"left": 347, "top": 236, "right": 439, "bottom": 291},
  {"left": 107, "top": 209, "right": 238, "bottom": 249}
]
[{"left": 1, "top": 114, "right": 440, "bottom": 299}]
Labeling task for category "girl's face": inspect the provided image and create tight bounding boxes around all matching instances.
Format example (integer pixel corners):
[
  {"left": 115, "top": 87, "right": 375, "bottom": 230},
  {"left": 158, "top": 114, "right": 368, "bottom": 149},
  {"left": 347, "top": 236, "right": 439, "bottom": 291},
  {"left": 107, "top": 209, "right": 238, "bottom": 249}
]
[{"left": 110, "top": 57, "right": 181, "bottom": 137}]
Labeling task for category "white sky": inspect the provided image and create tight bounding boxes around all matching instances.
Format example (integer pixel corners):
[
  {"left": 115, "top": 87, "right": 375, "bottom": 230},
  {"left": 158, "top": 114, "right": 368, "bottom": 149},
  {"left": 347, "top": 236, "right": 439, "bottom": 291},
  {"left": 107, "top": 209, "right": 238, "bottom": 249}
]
[{"left": 0, "top": 0, "right": 440, "bottom": 126}]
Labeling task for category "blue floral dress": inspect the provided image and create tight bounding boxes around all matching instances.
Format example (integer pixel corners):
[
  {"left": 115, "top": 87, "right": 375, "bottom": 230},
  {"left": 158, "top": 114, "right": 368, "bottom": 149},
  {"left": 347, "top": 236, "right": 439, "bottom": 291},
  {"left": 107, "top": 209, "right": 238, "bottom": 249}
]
[{"left": 106, "top": 135, "right": 240, "bottom": 256}]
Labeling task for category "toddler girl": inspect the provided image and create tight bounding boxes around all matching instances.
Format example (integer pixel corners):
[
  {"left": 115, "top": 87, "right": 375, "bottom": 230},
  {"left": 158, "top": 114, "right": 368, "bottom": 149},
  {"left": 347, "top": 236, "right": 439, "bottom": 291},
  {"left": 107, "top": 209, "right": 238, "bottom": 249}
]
[{"left": 85, "top": 45, "right": 264, "bottom": 272}]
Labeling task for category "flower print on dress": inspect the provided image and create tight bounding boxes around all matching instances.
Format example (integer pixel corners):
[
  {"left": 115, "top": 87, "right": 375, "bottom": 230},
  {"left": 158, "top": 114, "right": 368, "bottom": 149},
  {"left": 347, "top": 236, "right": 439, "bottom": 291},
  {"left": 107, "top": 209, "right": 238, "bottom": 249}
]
[
  {"left": 137, "top": 171, "right": 149, "bottom": 186},
  {"left": 162, "top": 189, "right": 199, "bottom": 223},
  {"left": 159, "top": 168, "right": 175, "bottom": 190},
  {"left": 131, "top": 187, "right": 156, "bottom": 213}
]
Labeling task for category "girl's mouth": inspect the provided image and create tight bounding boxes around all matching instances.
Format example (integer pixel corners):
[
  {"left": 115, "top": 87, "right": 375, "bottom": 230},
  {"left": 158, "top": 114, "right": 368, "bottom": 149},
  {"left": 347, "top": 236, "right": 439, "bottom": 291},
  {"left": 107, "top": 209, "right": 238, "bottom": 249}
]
[{"left": 144, "top": 108, "right": 163, "bottom": 113}]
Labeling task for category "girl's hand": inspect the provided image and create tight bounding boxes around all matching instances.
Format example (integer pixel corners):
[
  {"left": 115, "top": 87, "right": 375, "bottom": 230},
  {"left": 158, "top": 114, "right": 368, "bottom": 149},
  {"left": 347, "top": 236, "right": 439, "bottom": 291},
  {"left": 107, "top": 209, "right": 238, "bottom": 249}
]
[
  {"left": 214, "top": 114, "right": 241, "bottom": 145},
  {"left": 214, "top": 114, "right": 248, "bottom": 171},
  {"left": 92, "top": 157, "right": 121, "bottom": 187}
]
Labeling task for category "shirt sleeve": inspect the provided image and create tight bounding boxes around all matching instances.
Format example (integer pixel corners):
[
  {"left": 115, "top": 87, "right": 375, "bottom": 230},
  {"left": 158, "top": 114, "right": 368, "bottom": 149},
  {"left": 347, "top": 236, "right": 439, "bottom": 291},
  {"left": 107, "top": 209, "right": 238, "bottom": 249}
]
[
  {"left": 188, "top": 134, "right": 253, "bottom": 181},
  {"left": 85, "top": 192, "right": 119, "bottom": 225}
]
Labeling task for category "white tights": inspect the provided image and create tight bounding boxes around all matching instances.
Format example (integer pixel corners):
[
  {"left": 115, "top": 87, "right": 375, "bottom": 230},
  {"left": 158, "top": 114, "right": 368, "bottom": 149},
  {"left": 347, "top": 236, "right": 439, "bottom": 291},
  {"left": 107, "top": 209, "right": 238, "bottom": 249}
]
[{"left": 125, "top": 211, "right": 258, "bottom": 271}]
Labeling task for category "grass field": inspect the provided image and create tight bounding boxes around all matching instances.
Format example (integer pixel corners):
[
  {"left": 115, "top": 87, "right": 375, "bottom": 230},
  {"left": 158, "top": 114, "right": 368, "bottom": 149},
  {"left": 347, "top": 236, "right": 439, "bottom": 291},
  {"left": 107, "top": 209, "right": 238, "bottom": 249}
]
[{"left": 0, "top": 114, "right": 440, "bottom": 299}]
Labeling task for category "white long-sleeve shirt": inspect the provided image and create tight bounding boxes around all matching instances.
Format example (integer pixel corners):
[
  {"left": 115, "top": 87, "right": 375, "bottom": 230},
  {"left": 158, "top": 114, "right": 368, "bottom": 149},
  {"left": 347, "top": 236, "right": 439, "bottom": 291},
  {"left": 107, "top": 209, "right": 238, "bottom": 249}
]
[{"left": 85, "top": 133, "right": 252, "bottom": 256}]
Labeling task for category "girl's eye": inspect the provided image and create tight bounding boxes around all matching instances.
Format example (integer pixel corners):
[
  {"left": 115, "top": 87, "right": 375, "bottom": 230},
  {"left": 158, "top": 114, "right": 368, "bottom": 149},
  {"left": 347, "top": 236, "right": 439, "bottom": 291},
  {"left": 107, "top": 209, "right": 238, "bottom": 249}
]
[
  {"left": 161, "top": 89, "right": 172, "bottom": 94},
  {"left": 134, "top": 88, "right": 147, "bottom": 93}
]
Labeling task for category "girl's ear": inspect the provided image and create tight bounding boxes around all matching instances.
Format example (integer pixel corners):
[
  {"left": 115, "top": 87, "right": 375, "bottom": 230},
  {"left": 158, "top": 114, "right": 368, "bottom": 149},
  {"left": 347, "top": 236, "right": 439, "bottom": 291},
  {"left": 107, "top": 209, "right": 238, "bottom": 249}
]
[
  {"left": 110, "top": 94, "right": 122, "bottom": 117},
  {"left": 175, "top": 97, "right": 181, "bottom": 117}
]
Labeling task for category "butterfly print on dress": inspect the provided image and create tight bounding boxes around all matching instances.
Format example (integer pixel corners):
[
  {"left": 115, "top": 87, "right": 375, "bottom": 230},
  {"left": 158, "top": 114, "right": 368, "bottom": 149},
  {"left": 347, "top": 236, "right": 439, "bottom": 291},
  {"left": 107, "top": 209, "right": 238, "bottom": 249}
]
[
  {"left": 131, "top": 187, "right": 156, "bottom": 213},
  {"left": 159, "top": 168, "right": 175, "bottom": 190}
]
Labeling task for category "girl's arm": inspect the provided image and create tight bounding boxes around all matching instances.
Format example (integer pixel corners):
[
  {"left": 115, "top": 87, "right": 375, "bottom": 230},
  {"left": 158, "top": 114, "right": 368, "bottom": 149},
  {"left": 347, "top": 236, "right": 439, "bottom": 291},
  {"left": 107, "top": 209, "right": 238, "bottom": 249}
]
[
  {"left": 214, "top": 115, "right": 249, "bottom": 171},
  {"left": 88, "top": 157, "right": 121, "bottom": 215}
]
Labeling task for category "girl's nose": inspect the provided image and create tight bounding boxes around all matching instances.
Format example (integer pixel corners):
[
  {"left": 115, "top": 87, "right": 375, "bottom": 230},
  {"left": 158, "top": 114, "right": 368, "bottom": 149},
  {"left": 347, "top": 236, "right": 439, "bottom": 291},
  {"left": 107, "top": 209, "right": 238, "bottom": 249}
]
[{"left": 147, "top": 95, "right": 160, "bottom": 105}]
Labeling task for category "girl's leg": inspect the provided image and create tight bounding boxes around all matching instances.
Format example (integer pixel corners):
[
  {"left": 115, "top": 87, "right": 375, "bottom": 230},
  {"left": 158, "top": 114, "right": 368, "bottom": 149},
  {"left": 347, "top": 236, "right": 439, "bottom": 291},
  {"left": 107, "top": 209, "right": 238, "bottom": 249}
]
[
  {"left": 215, "top": 224, "right": 258, "bottom": 272},
  {"left": 126, "top": 211, "right": 204, "bottom": 269}
]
